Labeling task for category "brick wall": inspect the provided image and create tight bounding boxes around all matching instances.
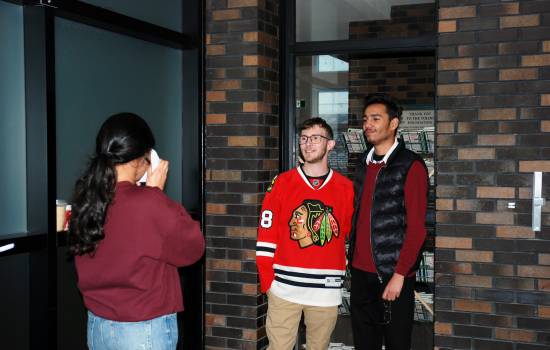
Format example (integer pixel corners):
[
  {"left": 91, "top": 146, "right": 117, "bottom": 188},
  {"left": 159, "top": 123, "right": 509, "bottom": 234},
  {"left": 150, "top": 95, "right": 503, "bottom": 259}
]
[
  {"left": 349, "top": 3, "right": 435, "bottom": 40},
  {"left": 204, "top": 0, "right": 279, "bottom": 348},
  {"left": 436, "top": 0, "right": 550, "bottom": 349},
  {"left": 348, "top": 56, "right": 435, "bottom": 128}
]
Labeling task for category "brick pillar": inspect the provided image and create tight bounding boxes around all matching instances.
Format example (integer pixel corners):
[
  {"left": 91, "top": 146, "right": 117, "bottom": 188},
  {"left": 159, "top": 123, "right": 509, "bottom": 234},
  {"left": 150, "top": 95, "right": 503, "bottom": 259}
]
[
  {"left": 204, "top": 0, "right": 279, "bottom": 348},
  {"left": 436, "top": 0, "right": 550, "bottom": 349}
]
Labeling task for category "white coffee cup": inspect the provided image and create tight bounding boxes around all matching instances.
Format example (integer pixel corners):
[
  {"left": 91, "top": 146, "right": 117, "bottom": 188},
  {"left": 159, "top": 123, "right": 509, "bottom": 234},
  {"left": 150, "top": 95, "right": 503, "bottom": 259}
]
[{"left": 56, "top": 200, "right": 68, "bottom": 232}]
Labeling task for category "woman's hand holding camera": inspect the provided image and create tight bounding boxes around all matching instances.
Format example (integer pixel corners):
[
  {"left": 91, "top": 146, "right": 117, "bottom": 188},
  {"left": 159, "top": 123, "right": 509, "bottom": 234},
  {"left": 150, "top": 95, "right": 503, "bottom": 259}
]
[{"left": 146, "top": 159, "right": 169, "bottom": 191}]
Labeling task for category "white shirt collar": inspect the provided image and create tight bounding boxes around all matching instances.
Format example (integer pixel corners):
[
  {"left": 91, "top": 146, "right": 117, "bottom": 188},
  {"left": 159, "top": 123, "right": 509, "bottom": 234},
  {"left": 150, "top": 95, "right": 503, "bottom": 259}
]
[{"left": 366, "top": 137, "right": 399, "bottom": 165}]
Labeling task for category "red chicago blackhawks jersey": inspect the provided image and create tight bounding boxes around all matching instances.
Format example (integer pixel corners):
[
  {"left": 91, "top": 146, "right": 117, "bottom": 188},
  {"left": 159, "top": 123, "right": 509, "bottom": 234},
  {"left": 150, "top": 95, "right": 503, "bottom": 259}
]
[{"left": 256, "top": 167, "right": 354, "bottom": 307}]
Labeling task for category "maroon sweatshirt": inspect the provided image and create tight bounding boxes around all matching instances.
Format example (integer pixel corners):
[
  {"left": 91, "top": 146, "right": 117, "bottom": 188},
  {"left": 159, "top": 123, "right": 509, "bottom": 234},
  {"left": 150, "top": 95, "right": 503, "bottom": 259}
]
[
  {"left": 352, "top": 161, "right": 427, "bottom": 277},
  {"left": 75, "top": 181, "right": 205, "bottom": 322}
]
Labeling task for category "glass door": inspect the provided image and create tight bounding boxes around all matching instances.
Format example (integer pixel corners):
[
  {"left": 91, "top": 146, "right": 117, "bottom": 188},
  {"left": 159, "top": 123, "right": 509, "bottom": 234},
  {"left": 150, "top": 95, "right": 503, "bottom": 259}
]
[
  {"left": 281, "top": 0, "right": 438, "bottom": 348},
  {"left": 293, "top": 51, "right": 436, "bottom": 349}
]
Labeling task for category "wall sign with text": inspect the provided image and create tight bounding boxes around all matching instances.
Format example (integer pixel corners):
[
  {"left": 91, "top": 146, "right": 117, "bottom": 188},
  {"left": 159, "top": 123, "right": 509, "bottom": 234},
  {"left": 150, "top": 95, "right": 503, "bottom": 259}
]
[{"left": 400, "top": 110, "right": 434, "bottom": 129}]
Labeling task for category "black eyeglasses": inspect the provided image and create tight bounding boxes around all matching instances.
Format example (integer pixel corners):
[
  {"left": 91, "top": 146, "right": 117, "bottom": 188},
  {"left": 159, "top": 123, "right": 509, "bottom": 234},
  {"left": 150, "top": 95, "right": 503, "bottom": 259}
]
[{"left": 299, "top": 135, "right": 332, "bottom": 144}]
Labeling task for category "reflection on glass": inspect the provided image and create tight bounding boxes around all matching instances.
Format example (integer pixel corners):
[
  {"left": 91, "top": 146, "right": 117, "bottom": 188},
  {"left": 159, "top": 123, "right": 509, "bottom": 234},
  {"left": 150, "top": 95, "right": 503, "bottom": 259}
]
[
  {"left": 318, "top": 90, "right": 349, "bottom": 130},
  {"left": 80, "top": 0, "right": 182, "bottom": 32},
  {"left": 55, "top": 18, "right": 183, "bottom": 204},
  {"left": 296, "top": 0, "right": 435, "bottom": 42},
  {"left": 295, "top": 53, "right": 435, "bottom": 172},
  {"left": 348, "top": 55, "right": 435, "bottom": 128},
  {"left": 0, "top": 1, "right": 27, "bottom": 235},
  {"left": 295, "top": 55, "right": 350, "bottom": 134},
  {"left": 318, "top": 55, "right": 349, "bottom": 72},
  {"left": 319, "top": 90, "right": 348, "bottom": 113}
]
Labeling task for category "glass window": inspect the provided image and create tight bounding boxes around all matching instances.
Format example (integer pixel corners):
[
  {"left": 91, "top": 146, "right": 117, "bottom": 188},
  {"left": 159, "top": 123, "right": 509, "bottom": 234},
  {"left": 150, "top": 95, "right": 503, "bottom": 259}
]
[
  {"left": 295, "top": 53, "right": 435, "bottom": 171},
  {"left": 296, "top": 0, "right": 435, "bottom": 42},
  {"left": 0, "top": 1, "right": 27, "bottom": 236},
  {"left": 318, "top": 90, "right": 349, "bottom": 114},
  {"left": 295, "top": 55, "right": 350, "bottom": 135},
  {"left": 79, "top": 0, "right": 182, "bottom": 32},
  {"left": 55, "top": 17, "right": 183, "bottom": 204},
  {"left": 318, "top": 55, "right": 349, "bottom": 72}
]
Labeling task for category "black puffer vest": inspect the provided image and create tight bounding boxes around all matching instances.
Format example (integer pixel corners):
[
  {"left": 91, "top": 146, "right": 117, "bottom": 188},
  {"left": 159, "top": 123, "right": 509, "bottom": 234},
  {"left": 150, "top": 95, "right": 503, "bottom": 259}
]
[{"left": 348, "top": 138, "right": 428, "bottom": 282}]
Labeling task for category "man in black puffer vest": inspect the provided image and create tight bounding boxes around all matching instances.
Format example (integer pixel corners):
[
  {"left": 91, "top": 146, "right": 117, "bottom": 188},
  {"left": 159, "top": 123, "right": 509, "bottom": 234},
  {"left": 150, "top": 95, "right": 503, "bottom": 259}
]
[{"left": 348, "top": 93, "right": 428, "bottom": 350}]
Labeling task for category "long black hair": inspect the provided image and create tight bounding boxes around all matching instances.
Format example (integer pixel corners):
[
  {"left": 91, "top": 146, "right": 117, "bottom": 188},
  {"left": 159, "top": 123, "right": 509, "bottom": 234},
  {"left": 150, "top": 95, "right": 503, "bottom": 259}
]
[{"left": 68, "top": 113, "right": 155, "bottom": 256}]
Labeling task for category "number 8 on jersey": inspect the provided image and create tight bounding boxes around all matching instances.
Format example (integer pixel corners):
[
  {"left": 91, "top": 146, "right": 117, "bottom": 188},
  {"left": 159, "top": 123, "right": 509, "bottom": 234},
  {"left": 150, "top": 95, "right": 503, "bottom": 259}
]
[{"left": 260, "top": 210, "right": 273, "bottom": 229}]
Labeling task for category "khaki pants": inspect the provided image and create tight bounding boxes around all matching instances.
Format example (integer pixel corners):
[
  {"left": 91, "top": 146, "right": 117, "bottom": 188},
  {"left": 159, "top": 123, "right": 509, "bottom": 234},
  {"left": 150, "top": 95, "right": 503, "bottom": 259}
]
[{"left": 266, "top": 291, "right": 338, "bottom": 350}]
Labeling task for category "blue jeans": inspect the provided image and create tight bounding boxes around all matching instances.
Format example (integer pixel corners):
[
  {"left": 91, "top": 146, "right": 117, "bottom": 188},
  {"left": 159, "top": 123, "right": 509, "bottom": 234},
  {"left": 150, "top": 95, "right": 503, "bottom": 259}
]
[{"left": 87, "top": 311, "right": 178, "bottom": 350}]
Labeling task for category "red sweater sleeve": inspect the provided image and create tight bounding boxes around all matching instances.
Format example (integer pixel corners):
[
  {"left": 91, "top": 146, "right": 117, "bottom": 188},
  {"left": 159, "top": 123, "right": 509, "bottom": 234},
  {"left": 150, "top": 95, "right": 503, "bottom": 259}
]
[
  {"left": 133, "top": 186, "right": 205, "bottom": 268},
  {"left": 159, "top": 200, "right": 205, "bottom": 268},
  {"left": 394, "top": 161, "right": 428, "bottom": 277}
]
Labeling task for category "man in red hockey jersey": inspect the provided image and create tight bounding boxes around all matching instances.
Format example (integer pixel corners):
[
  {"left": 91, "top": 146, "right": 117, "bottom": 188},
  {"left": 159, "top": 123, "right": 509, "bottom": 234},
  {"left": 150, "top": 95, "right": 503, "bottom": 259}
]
[{"left": 256, "top": 118, "right": 355, "bottom": 350}]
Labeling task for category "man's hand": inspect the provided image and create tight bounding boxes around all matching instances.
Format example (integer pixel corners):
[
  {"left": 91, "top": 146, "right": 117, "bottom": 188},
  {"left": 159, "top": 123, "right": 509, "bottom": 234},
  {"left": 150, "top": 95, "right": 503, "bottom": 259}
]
[{"left": 382, "top": 273, "right": 405, "bottom": 301}]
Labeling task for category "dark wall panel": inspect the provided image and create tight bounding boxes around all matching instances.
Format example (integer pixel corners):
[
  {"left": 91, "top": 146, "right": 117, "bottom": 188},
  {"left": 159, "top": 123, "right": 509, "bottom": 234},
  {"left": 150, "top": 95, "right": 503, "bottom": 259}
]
[
  {"left": 0, "top": 253, "right": 29, "bottom": 350},
  {"left": 56, "top": 247, "right": 87, "bottom": 350}
]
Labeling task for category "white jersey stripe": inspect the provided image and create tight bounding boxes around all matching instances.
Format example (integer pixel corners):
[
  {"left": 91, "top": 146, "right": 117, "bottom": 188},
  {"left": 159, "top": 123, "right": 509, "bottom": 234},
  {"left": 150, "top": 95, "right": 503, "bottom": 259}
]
[
  {"left": 275, "top": 274, "right": 337, "bottom": 284},
  {"left": 256, "top": 242, "right": 277, "bottom": 249},
  {"left": 256, "top": 251, "right": 274, "bottom": 257},
  {"left": 273, "top": 263, "right": 344, "bottom": 276}
]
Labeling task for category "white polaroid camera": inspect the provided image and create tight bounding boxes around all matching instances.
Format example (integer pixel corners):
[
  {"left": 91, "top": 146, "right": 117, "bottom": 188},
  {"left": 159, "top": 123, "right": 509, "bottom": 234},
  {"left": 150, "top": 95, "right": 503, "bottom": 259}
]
[{"left": 138, "top": 149, "right": 160, "bottom": 183}]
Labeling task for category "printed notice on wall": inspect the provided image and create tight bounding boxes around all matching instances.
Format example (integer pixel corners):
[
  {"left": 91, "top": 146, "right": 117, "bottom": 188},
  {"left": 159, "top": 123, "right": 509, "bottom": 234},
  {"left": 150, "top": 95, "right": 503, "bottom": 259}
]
[{"left": 400, "top": 110, "right": 434, "bottom": 129}]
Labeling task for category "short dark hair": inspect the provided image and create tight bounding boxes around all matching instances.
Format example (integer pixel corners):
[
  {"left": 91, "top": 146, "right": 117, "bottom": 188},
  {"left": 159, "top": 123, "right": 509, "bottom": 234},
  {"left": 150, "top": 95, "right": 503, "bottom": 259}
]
[
  {"left": 363, "top": 93, "right": 403, "bottom": 124},
  {"left": 299, "top": 117, "right": 334, "bottom": 140}
]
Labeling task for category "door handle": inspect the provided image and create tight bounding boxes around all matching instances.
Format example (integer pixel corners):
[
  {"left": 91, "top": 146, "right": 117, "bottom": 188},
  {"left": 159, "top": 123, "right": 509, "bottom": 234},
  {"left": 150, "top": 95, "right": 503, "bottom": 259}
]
[{"left": 533, "top": 172, "right": 546, "bottom": 231}]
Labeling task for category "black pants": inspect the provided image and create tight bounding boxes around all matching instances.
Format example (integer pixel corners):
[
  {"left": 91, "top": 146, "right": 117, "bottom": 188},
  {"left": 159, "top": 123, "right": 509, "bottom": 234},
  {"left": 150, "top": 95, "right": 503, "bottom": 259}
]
[{"left": 350, "top": 267, "right": 415, "bottom": 350}]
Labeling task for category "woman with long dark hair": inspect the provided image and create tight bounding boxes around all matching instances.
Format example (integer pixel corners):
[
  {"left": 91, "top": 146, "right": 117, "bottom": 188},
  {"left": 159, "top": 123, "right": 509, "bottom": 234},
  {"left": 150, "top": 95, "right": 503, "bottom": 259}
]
[{"left": 68, "top": 113, "right": 204, "bottom": 350}]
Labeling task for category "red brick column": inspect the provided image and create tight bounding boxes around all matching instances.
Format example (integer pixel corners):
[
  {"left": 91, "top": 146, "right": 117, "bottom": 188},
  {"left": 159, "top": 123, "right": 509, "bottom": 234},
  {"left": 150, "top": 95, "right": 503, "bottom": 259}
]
[
  {"left": 436, "top": 0, "right": 550, "bottom": 349},
  {"left": 204, "top": 0, "right": 279, "bottom": 348}
]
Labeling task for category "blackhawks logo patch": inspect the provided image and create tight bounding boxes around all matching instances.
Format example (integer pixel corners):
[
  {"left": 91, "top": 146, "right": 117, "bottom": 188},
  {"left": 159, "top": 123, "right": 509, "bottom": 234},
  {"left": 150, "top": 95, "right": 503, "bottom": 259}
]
[{"left": 287, "top": 199, "right": 340, "bottom": 249}]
